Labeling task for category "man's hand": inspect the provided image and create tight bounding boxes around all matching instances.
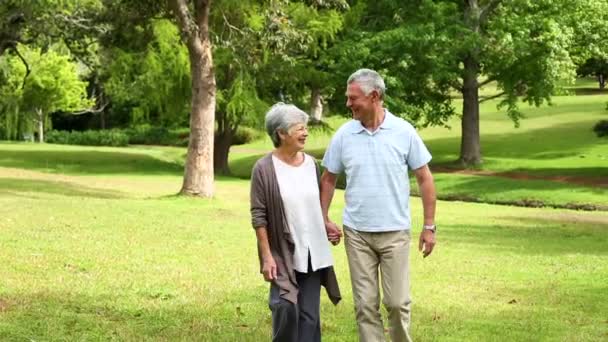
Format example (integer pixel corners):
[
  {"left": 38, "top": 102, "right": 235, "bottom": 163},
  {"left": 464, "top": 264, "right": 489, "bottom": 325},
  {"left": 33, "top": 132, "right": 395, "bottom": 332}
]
[
  {"left": 418, "top": 230, "right": 436, "bottom": 258},
  {"left": 261, "top": 255, "right": 277, "bottom": 281},
  {"left": 325, "top": 220, "right": 343, "bottom": 245}
]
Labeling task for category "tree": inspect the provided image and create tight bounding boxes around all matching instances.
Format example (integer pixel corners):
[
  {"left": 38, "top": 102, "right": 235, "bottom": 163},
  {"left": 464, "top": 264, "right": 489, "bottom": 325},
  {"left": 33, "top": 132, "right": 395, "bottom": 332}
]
[
  {"left": 327, "top": 0, "right": 607, "bottom": 166},
  {"left": 0, "top": 53, "right": 28, "bottom": 140},
  {"left": 18, "top": 46, "right": 92, "bottom": 142},
  {"left": 281, "top": 1, "right": 347, "bottom": 122},
  {"left": 168, "top": 0, "right": 216, "bottom": 197},
  {"left": 208, "top": 0, "right": 348, "bottom": 174},
  {"left": 577, "top": 58, "right": 608, "bottom": 89}
]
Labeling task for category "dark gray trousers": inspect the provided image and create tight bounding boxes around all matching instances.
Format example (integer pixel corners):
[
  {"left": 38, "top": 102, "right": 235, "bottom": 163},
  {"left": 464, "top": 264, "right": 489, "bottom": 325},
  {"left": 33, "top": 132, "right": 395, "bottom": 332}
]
[{"left": 269, "top": 268, "right": 321, "bottom": 342}]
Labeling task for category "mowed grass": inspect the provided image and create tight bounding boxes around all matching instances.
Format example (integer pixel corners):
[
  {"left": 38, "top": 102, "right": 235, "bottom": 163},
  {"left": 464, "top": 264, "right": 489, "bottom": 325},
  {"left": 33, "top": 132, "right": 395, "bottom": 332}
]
[
  {"left": 0, "top": 146, "right": 607, "bottom": 341},
  {"left": 231, "top": 94, "right": 608, "bottom": 209}
]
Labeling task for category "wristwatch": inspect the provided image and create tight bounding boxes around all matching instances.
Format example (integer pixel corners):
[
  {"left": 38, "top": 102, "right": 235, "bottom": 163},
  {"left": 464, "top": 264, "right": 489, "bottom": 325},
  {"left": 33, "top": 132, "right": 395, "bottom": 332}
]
[{"left": 423, "top": 224, "right": 436, "bottom": 233}]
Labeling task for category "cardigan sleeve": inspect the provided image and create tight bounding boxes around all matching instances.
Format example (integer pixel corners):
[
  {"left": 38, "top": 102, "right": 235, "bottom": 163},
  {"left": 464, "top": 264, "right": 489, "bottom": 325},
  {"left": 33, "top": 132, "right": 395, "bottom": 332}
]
[{"left": 250, "top": 161, "right": 268, "bottom": 229}]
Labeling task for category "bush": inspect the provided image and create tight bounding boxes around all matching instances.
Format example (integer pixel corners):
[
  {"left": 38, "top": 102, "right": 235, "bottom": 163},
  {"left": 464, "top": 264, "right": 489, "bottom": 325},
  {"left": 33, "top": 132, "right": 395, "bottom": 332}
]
[
  {"left": 46, "top": 125, "right": 263, "bottom": 147},
  {"left": 593, "top": 120, "right": 608, "bottom": 137},
  {"left": 46, "top": 130, "right": 129, "bottom": 147},
  {"left": 231, "top": 126, "right": 263, "bottom": 145},
  {"left": 126, "top": 125, "right": 189, "bottom": 146}
]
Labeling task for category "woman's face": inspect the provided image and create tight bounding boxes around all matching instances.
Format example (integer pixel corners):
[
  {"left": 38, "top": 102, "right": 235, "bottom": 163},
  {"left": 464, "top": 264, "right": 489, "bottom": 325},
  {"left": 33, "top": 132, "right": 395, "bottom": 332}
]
[{"left": 279, "top": 123, "right": 308, "bottom": 150}]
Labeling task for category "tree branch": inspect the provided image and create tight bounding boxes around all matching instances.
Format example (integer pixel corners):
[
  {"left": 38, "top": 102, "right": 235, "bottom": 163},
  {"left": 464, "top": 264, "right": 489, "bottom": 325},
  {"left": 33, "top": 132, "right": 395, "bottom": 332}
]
[
  {"left": 222, "top": 12, "right": 245, "bottom": 35},
  {"left": 169, "top": 0, "right": 197, "bottom": 41},
  {"left": 479, "top": 91, "right": 506, "bottom": 103},
  {"left": 479, "top": 77, "right": 496, "bottom": 88},
  {"left": 13, "top": 46, "right": 30, "bottom": 89},
  {"left": 70, "top": 98, "right": 109, "bottom": 115},
  {"left": 195, "top": 0, "right": 212, "bottom": 38}
]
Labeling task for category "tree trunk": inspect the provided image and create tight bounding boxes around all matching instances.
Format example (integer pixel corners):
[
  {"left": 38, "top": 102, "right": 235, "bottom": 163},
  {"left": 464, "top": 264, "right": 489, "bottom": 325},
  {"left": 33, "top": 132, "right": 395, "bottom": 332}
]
[
  {"left": 599, "top": 74, "right": 606, "bottom": 90},
  {"left": 100, "top": 110, "right": 106, "bottom": 130},
  {"left": 36, "top": 108, "right": 44, "bottom": 143},
  {"left": 170, "top": 0, "right": 216, "bottom": 198},
  {"left": 459, "top": 56, "right": 482, "bottom": 166},
  {"left": 310, "top": 87, "right": 323, "bottom": 122},
  {"left": 459, "top": 0, "right": 482, "bottom": 166},
  {"left": 214, "top": 129, "right": 232, "bottom": 175}
]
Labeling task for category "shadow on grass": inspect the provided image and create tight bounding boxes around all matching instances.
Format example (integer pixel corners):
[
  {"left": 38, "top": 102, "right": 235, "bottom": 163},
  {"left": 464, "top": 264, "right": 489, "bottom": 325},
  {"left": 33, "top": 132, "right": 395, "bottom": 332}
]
[
  {"left": 567, "top": 88, "right": 608, "bottom": 96},
  {"left": 229, "top": 154, "right": 265, "bottom": 179},
  {"left": 443, "top": 216, "right": 608, "bottom": 256},
  {"left": 0, "top": 178, "right": 127, "bottom": 199},
  {"left": 429, "top": 120, "right": 605, "bottom": 162},
  {"left": 431, "top": 173, "right": 607, "bottom": 207},
  {"left": 232, "top": 120, "right": 607, "bottom": 181},
  {"left": 506, "top": 167, "right": 608, "bottom": 182},
  {"left": 0, "top": 150, "right": 183, "bottom": 175}
]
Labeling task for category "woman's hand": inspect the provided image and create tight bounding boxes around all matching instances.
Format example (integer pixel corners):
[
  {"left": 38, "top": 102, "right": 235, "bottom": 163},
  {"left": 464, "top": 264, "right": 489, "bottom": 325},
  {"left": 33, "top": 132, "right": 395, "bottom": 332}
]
[{"left": 262, "top": 255, "right": 277, "bottom": 281}]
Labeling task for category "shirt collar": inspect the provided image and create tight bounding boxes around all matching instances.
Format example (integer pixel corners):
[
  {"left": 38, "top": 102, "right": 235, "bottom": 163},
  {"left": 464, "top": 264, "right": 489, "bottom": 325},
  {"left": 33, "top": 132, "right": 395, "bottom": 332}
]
[{"left": 350, "top": 109, "right": 396, "bottom": 134}]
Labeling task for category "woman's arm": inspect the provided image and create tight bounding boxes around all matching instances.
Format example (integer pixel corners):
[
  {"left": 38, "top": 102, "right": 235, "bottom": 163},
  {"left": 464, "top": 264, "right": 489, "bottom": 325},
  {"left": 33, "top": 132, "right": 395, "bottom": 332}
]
[{"left": 255, "top": 227, "right": 277, "bottom": 281}]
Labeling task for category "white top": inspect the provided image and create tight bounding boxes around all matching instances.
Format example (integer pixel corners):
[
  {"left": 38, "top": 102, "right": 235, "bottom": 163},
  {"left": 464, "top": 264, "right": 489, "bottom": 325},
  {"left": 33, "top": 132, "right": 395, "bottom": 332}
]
[
  {"left": 272, "top": 153, "right": 334, "bottom": 273},
  {"left": 322, "top": 110, "right": 432, "bottom": 232}
]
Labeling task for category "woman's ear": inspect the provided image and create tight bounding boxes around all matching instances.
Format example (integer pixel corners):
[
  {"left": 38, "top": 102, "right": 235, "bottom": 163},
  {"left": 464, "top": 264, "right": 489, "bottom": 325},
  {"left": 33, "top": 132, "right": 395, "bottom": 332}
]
[{"left": 276, "top": 129, "right": 287, "bottom": 142}]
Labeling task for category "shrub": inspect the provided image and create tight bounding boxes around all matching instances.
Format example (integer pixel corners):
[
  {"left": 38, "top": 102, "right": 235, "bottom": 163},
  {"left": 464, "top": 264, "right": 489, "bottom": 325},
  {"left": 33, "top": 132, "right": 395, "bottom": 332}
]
[
  {"left": 46, "top": 130, "right": 129, "bottom": 147},
  {"left": 231, "top": 126, "right": 263, "bottom": 145},
  {"left": 593, "top": 120, "right": 608, "bottom": 137},
  {"left": 126, "top": 125, "right": 191, "bottom": 146}
]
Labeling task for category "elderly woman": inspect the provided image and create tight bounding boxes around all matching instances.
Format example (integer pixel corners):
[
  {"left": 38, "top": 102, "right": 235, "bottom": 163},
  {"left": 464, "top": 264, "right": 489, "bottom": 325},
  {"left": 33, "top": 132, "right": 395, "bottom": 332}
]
[{"left": 250, "top": 103, "right": 341, "bottom": 342}]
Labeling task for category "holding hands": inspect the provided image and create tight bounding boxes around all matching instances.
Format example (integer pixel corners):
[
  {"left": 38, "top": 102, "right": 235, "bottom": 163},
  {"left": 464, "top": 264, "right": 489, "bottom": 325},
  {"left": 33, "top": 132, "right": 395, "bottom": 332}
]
[{"left": 325, "top": 220, "right": 343, "bottom": 245}]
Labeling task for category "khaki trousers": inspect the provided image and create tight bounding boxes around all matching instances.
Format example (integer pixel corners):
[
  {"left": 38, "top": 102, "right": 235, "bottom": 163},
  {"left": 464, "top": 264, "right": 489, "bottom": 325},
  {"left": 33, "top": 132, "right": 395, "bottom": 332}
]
[{"left": 344, "top": 226, "right": 412, "bottom": 342}]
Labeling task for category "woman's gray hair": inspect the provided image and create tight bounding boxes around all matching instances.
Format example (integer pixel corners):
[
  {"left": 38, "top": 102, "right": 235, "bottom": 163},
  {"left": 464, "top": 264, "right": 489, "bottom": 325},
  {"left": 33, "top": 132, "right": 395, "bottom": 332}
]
[
  {"left": 347, "top": 68, "right": 386, "bottom": 99},
  {"left": 265, "top": 102, "right": 309, "bottom": 148}
]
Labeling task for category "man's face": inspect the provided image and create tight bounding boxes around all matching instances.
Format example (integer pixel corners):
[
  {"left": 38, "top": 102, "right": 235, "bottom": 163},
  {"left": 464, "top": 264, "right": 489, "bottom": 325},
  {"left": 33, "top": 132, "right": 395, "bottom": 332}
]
[{"left": 346, "top": 82, "right": 377, "bottom": 121}]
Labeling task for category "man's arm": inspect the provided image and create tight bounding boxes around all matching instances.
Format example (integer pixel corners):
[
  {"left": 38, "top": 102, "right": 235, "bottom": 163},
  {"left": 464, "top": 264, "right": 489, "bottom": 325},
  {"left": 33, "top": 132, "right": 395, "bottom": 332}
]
[
  {"left": 320, "top": 170, "right": 342, "bottom": 244},
  {"left": 413, "top": 164, "right": 436, "bottom": 257}
]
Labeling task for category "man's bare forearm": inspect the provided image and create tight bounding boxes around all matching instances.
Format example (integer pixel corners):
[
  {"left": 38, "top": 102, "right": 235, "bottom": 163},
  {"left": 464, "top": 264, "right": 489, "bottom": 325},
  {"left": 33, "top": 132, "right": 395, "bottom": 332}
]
[
  {"left": 320, "top": 171, "right": 338, "bottom": 221},
  {"left": 415, "top": 165, "right": 436, "bottom": 226},
  {"left": 419, "top": 178, "right": 436, "bottom": 225}
]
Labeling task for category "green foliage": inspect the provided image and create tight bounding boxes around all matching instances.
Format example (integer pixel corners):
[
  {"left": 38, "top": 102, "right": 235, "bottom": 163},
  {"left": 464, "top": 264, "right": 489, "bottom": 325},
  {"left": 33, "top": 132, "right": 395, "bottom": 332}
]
[
  {"left": 126, "top": 125, "right": 189, "bottom": 146},
  {"left": 577, "top": 58, "right": 608, "bottom": 88},
  {"left": 0, "top": 45, "right": 91, "bottom": 140},
  {"left": 103, "top": 19, "right": 190, "bottom": 127},
  {"left": 20, "top": 46, "right": 92, "bottom": 116},
  {"left": 593, "top": 120, "right": 608, "bottom": 137},
  {"left": 0, "top": 53, "right": 27, "bottom": 139},
  {"left": 322, "top": 0, "right": 608, "bottom": 130},
  {"left": 46, "top": 129, "right": 129, "bottom": 147}
]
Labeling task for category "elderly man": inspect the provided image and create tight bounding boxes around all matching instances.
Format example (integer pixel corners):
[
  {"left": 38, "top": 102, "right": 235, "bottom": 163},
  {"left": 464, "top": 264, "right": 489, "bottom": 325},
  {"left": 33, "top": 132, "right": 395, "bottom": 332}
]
[{"left": 321, "top": 69, "right": 437, "bottom": 342}]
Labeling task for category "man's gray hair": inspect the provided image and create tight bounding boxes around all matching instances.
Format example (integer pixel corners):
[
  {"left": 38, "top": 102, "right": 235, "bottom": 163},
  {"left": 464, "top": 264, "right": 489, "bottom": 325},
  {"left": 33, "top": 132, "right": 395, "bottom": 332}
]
[
  {"left": 265, "top": 102, "right": 309, "bottom": 148},
  {"left": 347, "top": 68, "right": 386, "bottom": 98}
]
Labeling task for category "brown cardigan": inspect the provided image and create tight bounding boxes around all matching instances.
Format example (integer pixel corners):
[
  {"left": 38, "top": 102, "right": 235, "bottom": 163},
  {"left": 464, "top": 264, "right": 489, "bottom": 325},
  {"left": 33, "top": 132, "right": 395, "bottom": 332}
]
[{"left": 250, "top": 153, "right": 341, "bottom": 305}]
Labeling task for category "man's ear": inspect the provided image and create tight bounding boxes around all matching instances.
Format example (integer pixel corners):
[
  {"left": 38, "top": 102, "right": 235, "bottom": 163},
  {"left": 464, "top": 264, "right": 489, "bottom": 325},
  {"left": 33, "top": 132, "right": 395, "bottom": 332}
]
[{"left": 370, "top": 90, "right": 380, "bottom": 103}]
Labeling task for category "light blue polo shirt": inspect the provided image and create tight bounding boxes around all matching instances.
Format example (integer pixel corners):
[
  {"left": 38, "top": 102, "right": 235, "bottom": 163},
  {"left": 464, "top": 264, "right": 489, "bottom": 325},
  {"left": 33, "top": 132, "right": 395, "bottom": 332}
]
[{"left": 322, "top": 110, "right": 432, "bottom": 232}]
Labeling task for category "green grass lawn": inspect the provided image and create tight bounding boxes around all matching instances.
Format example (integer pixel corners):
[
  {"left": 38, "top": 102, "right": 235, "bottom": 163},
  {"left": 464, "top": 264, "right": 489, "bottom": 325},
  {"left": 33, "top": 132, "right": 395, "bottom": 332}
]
[
  {"left": 0, "top": 90, "right": 606, "bottom": 340},
  {"left": 0, "top": 155, "right": 607, "bottom": 341}
]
